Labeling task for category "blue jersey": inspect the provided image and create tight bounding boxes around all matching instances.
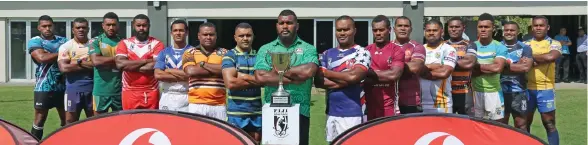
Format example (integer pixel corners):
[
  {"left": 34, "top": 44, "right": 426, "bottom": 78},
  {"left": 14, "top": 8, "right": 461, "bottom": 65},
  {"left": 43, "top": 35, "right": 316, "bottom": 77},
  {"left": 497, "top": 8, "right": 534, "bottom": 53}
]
[
  {"left": 154, "top": 45, "right": 191, "bottom": 92},
  {"left": 320, "top": 45, "right": 370, "bottom": 117},
  {"left": 221, "top": 47, "right": 261, "bottom": 116},
  {"left": 554, "top": 35, "right": 570, "bottom": 54},
  {"left": 27, "top": 36, "right": 69, "bottom": 92},
  {"left": 500, "top": 41, "right": 533, "bottom": 93},
  {"left": 154, "top": 45, "right": 191, "bottom": 70}
]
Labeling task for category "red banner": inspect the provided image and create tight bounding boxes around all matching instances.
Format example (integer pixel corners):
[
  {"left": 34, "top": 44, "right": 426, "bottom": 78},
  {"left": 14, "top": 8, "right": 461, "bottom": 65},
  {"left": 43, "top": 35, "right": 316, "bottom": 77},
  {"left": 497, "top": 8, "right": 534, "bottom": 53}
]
[
  {"left": 40, "top": 110, "right": 256, "bottom": 145},
  {"left": 333, "top": 114, "right": 547, "bottom": 145},
  {"left": 0, "top": 119, "right": 38, "bottom": 145}
]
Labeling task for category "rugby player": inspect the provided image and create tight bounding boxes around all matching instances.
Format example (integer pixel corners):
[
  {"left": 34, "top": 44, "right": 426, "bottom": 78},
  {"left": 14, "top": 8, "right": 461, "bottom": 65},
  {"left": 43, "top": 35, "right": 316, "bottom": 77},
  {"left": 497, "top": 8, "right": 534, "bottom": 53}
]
[
  {"left": 115, "top": 14, "right": 164, "bottom": 110},
  {"left": 254, "top": 9, "right": 318, "bottom": 145},
  {"left": 420, "top": 19, "right": 457, "bottom": 113},
  {"left": 221, "top": 22, "right": 262, "bottom": 142},
  {"left": 89, "top": 12, "right": 123, "bottom": 115},
  {"left": 500, "top": 21, "right": 533, "bottom": 131},
  {"left": 445, "top": 17, "right": 478, "bottom": 115},
  {"left": 57, "top": 18, "right": 95, "bottom": 124},
  {"left": 28, "top": 15, "right": 68, "bottom": 139},
  {"left": 182, "top": 22, "right": 227, "bottom": 120},
  {"left": 393, "top": 16, "right": 426, "bottom": 114},
  {"left": 314, "top": 15, "right": 370, "bottom": 143},
  {"left": 154, "top": 19, "right": 191, "bottom": 112},
  {"left": 363, "top": 15, "right": 404, "bottom": 119},
  {"left": 524, "top": 16, "right": 561, "bottom": 145},
  {"left": 471, "top": 13, "right": 508, "bottom": 122}
]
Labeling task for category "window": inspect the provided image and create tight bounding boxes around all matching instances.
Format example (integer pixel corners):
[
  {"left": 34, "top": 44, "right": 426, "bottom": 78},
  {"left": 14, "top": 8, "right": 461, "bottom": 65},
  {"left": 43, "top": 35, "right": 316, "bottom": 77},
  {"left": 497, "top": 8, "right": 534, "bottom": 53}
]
[
  {"left": 10, "top": 22, "right": 26, "bottom": 79},
  {"left": 91, "top": 21, "right": 128, "bottom": 38},
  {"left": 316, "top": 21, "right": 333, "bottom": 54},
  {"left": 355, "top": 21, "right": 369, "bottom": 47}
]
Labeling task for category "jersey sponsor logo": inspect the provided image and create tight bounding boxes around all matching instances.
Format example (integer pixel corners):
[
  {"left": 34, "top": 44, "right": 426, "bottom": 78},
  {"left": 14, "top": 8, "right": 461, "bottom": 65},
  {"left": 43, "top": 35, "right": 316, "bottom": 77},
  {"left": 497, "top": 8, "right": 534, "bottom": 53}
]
[
  {"left": 414, "top": 132, "right": 464, "bottom": 145},
  {"left": 295, "top": 47, "right": 303, "bottom": 54},
  {"left": 119, "top": 128, "right": 171, "bottom": 145}
]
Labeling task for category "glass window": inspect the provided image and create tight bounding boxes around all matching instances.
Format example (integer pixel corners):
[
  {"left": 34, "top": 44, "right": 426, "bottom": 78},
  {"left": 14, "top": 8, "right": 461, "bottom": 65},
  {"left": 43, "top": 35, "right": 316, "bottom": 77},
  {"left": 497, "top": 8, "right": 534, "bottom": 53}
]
[
  {"left": 316, "top": 21, "right": 333, "bottom": 54},
  {"left": 31, "top": 22, "right": 67, "bottom": 38},
  {"left": 91, "top": 21, "right": 127, "bottom": 38},
  {"left": 10, "top": 22, "right": 26, "bottom": 79},
  {"left": 355, "top": 21, "right": 369, "bottom": 47}
]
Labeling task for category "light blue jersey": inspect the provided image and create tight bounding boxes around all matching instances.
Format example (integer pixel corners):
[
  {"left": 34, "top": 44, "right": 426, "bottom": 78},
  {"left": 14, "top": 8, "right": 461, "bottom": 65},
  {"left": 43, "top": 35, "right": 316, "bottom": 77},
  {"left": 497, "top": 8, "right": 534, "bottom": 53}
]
[{"left": 27, "top": 35, "right": 69, "bottom": 92}]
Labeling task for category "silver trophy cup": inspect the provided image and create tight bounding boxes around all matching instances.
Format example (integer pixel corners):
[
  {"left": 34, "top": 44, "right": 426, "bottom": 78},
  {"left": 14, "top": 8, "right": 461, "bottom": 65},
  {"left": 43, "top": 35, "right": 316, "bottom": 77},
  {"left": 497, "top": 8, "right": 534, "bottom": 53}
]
[{"left": 265, "top": 51, "right": 297, "bottom": 107}]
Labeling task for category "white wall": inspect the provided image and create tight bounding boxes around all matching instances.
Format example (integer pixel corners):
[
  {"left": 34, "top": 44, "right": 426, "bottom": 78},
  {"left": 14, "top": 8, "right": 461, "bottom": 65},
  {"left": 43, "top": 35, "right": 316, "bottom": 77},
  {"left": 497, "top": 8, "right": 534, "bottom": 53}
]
[
  {"left": 424, "top": 1, "right": 588, "bottom": 16},
  {"left": 0, "top": 2, "right": 147, "bottom": 18},
  {"left": 168, "top": 1, "right": 404, "bottom": 18}
]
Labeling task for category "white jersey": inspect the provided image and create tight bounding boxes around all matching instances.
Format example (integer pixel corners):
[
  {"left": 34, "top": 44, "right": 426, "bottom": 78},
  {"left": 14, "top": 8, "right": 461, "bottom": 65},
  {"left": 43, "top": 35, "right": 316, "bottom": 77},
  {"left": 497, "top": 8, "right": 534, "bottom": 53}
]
[{"left": 420, "top": 43, "right": 457, "bottom": 112}]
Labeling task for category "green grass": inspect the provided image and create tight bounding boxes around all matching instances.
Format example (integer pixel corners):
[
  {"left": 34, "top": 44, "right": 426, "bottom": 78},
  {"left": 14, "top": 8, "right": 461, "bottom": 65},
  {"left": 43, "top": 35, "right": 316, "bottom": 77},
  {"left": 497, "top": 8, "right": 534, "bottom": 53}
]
[{"left": 0, "top": 86, "right": 585, "bottom": 145}]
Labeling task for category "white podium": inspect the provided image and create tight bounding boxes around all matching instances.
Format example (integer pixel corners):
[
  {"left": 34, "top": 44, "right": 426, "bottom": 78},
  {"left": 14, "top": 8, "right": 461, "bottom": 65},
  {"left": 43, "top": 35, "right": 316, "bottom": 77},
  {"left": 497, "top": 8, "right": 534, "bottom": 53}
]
[{"left": 262, "top": 104, "right": 300, "bottom": 145}]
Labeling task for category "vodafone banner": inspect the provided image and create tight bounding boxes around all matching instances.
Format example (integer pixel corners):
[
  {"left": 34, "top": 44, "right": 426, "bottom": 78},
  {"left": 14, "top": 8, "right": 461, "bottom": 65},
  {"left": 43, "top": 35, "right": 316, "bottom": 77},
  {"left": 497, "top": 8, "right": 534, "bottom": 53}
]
[
  {"left": 0, "top": 119, "right": 38, "bottom": 145},
  {"left": 40, "top": 110, "right": 256, "bottom": 145},
  {"left": 332, "top": 113, "right": 547, "bottom": 145}
]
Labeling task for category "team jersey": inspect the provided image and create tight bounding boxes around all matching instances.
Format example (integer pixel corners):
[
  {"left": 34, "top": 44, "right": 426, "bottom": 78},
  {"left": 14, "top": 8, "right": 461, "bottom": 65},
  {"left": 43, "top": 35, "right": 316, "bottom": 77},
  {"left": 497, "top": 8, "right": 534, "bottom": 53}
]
[
  {"left": 364, "top": 42, "right": 405, "bottom": 111},
  {"left": 420, "top": 43, "right": 457, "bottom": 109},
  {"left": 154, "top": 45, "right": 192, "bottom": 92},
  {"left": 57, "top": 39, "right": 94, "bottom": 92},
  {"left": 221, "top": 47, "right": 261, "bottom": 116},
  {"left": 27, "top": 35, "right": 69, "bottom": 92},
  {"left": 89, "top": 33, "right": 122, "bottom": 96},
  {"left": 500, "top": 41, "right": 533, "bottom": 93},
  {"left": 393, "top": 40, "right": 426, "bottom": 106},
  {"left": 115, "top": 36, "right": 164, "bottom": 91},
  {"left": 320, "top": 45, "right": 371, "bottom": 117},
  {"left": 445, "top": 39, "right": 477, "bottom": 94},
  {"left": 524, "top": 37, "right": 562, "bottom": 90},
  {"left": 472, "top": 40, "right": 508, "bottom": 92},
  {"left": 182, "top": 46, "right": 227, "bottom": 105}
]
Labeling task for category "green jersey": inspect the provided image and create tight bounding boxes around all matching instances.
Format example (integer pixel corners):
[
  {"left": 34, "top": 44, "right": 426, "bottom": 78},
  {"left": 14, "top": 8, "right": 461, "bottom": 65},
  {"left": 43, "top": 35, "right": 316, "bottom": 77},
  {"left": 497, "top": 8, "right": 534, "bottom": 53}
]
[
  {"left": 254, "top": 37, "right": 319, "bottom": 117},
  {"left": 89, "top": 33, "right": 122, "bottom": 96}
]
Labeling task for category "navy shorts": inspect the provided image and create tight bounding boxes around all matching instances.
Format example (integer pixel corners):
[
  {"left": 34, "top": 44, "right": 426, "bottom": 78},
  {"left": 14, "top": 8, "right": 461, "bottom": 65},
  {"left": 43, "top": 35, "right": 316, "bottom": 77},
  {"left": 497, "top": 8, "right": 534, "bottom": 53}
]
[{"left": 65, "top": 90, "right": 93, "bottom": 112}]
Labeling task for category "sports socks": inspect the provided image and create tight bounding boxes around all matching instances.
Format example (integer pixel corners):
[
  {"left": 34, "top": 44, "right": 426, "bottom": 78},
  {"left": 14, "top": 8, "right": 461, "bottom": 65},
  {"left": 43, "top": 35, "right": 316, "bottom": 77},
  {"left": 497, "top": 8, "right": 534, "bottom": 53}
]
[
  {"left": 547, "top": 129, "right": 559, "bottom": 145},
  {"left": 31, "top": 124, "right": 44, "bottom": 140}
]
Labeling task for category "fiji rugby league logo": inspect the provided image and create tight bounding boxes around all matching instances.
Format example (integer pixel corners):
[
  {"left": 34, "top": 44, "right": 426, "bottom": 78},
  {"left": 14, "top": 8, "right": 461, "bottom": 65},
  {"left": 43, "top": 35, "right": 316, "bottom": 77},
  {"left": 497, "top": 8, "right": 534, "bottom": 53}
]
[{"left": 273, "top": 109, "right": 289, "bottom": 138}]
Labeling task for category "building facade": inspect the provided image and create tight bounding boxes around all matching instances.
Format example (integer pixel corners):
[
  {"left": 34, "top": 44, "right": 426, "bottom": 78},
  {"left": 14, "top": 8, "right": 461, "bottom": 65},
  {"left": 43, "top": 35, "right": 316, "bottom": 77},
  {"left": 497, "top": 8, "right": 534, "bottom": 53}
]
[{"left": 1, "top": 1, "right": 586, "bottom": 83}]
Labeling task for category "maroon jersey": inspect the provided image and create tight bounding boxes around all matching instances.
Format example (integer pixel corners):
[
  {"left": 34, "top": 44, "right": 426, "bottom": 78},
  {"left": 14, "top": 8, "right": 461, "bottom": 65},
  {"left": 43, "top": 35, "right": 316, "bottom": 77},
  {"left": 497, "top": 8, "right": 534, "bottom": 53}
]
[
  {"left": 393, "top": 40, "right": 426, "bottom": 107},
  {"left": 364, "top": 42, "right": 405, "bottom": 120}
]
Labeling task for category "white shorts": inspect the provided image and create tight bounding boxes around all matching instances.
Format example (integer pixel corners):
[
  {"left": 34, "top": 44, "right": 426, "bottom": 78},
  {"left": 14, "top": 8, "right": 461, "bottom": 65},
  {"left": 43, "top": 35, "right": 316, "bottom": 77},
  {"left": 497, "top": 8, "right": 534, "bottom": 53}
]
[
  {"left": 159, "top": 91, "right": 189, "bottom": 112},
  {"left": 188, "top": 104, "right": 227, "bottom": 121},
  {"left": 325, "top": 115, "right": 362, "bottom": 142},
  {"left": 422, "top": 107, "right": 453, "bottom": 113},
  {"left": 473, "top": 91, "right": 505, "bottom": 120}
]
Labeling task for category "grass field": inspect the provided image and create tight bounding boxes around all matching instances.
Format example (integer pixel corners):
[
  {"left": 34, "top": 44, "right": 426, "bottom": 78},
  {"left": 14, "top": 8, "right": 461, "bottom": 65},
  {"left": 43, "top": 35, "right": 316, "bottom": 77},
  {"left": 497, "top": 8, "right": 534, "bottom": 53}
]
[{"left": 0, "top": 86, "right": 585, "bottom": 144}]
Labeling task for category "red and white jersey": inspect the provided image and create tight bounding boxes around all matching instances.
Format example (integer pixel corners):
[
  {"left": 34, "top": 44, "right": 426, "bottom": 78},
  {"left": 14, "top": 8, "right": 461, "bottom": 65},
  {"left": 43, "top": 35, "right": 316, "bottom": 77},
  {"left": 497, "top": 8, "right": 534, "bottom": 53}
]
[{"left": 115, "top": 36, "right": 164, "bottom": 91}]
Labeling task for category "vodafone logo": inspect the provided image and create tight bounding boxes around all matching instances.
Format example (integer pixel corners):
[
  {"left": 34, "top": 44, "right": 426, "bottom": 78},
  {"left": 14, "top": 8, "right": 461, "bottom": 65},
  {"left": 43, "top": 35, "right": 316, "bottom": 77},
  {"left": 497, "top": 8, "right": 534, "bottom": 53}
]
[
  {"left": 119, "top": 128, "right": 171, "bottom": 145},
  {"left": 414, "top": 132, "right": 464, "bottom": 145}
]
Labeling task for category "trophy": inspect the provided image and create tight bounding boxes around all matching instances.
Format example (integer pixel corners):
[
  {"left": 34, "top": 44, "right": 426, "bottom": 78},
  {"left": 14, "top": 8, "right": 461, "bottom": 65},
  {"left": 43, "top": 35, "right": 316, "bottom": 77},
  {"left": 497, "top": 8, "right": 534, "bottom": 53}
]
[{"left": 266, "top": 51, "right": 297, "bottom": 107}]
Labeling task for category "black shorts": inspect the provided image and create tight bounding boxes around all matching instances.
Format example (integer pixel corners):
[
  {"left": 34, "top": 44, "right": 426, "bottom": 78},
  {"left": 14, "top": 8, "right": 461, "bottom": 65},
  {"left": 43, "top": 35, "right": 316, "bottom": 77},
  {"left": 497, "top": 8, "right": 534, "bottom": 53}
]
[
  {"left": 399, "top": 105, "right": 422, "bottom": 114},
  {"left": 504, "top": 92, "right": 528, "bottom": 114},
  {"left": 452, "top": 93, "right": 467, "bottom": 114},
  {"left": 34, "top": 91, "right": 65, "bottom": 110}
]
